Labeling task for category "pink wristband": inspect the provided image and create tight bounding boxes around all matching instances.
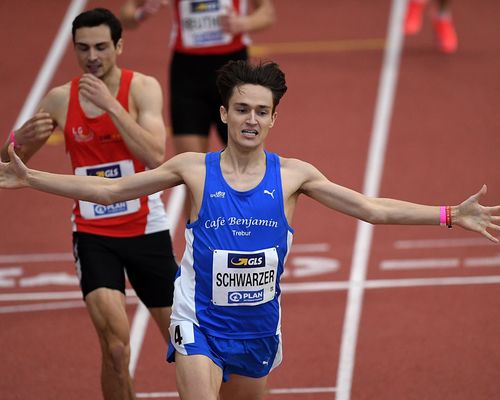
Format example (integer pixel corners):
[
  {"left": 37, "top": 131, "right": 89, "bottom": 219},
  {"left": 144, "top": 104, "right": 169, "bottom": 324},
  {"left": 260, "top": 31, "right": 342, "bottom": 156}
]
[
  {"left": 9, "top": 130, "right": 17, "bottom": 147},
  {"left": 439, "top": 206, "right": 446, "bottom": 227}
]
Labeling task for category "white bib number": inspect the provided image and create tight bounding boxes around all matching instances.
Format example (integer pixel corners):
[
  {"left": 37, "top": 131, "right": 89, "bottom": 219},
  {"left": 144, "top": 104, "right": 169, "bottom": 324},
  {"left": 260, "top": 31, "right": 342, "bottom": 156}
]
[
  {"left": 169, "top": 321, "right": 195, "bottom": 354},
  {"left": 75, "top": 160, "right": 140, "bottom": 219},
  {"left": 212, "top": 247, "right": 278, "bottom": 306},
  {"left": 179, "top": 0, "right": 233, "bottom": 48}
]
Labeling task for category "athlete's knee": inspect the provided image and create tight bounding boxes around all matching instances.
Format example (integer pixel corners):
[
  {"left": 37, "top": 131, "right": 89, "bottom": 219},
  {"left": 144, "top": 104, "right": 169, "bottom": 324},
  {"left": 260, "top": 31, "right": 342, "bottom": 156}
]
[
  {"left": 102, "top": 341, "right": 130, "bottom": 374},
  {"left": 108, "top": 340, "right": 130, "bottom": 373},
  {"left": 98, "top": 328, "right": 131, "bottom": 373}
]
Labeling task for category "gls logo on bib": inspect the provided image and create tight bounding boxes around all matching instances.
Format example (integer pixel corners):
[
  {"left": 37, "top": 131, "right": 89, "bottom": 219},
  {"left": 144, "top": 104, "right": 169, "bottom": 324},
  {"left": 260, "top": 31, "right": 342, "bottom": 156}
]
[{"left": 228, "top": 252, "right": 266, "bottom": 268}]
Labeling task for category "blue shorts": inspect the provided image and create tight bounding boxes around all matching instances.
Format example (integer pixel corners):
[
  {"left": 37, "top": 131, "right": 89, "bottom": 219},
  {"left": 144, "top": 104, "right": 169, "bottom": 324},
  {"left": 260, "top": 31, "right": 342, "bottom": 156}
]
[{"left": 166, "top": 321, "right": 282, "bottom": 382}]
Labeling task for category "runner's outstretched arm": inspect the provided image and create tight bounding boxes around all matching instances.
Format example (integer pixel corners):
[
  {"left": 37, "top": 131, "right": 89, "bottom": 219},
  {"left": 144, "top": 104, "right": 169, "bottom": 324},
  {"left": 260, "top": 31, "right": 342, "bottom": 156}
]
[
  {"left": 0, "top": 144, "right": 185, "bottom": 204},
  {"left": 289, "top": 158, "right": 500, "bottom": 242}
]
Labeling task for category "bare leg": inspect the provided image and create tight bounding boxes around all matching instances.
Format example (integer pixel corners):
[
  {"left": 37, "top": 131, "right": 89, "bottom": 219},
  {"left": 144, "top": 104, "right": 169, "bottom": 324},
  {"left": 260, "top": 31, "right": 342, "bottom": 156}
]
[
  {"left": 86, "top": 288, "right": 135, "bottom": 400},
  {"left": 220, "top": 374, "right": 269, "bottom": 400},
  {"left": 175, "top": 353, "right": 223, "bottom": 400},
  {"left": 148, "top": 306, "right": 172, "bottom": 343}
]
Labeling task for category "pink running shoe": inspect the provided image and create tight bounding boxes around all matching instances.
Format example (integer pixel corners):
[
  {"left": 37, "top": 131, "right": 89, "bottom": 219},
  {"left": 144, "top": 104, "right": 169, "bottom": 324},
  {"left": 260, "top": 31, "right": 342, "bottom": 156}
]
[
  {"left": 404, "top": 0, "right": 426, "bottom": 35},
  {"left": 433, "top": 14, "right": 458, "bottom": 53}
]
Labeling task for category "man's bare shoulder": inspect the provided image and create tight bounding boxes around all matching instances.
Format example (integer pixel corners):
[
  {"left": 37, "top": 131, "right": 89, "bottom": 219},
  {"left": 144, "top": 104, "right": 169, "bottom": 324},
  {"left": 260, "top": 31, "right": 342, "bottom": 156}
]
[
  {"left": 46, "top": 82, "right": 71, "bottom": 98},
  {"left": 129, "top": 71, "right": 163, "bottom": 109},
  {"left": 279, "top": 156, "right": 314, "bottom": 174},
  {"left": 163, "top": 152, "right": 206, "bottom": 170},
  {"left": 130, "top": 71, "right": 161, "bottom": 91},
  {"left": 42, "top": 83, "right": 71, "bottom": 109},
  {"left": 39, "top": 82, "right": 71, "bottom": 120},
  {"left": 279, "top": 156, "right": 322, "bottom": 192}
]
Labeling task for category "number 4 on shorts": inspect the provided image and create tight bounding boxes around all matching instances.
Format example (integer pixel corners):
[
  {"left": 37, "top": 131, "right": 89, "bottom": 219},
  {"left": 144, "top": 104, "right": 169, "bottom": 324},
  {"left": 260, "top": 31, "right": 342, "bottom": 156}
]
[
  {"left": 169, "top": 321, "right": 195, "bottom": 350},
  {"left": 174, "top": 325, "right": 183, "bottom": 345}
]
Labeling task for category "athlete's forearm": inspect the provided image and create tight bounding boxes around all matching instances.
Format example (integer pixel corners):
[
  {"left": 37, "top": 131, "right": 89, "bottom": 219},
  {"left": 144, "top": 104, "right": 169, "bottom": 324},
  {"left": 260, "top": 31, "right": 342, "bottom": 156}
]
[
  {"left": 245, "top": 0, "right": 275, "bottom": 32},
  {"left": 26, "top": 169, "right": 123, "bottom": 204},
  {"left": 26, "top": 165, "right": 178, "bottom": 205}
]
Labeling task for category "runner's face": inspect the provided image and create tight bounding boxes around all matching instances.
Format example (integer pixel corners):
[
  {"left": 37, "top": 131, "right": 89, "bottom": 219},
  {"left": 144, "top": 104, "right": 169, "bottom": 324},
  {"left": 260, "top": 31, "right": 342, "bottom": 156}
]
[
  {"left": 73, "top": 25, "right": 122, "bottom": 78},
  {"left": 221, "top": 84, "right": 277, "bottom": 148}
]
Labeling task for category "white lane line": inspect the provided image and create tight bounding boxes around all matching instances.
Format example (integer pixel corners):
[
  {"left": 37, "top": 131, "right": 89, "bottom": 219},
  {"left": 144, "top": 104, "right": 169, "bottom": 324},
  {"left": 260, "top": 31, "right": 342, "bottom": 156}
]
[
  {"left": 129, "top": 302, "right": 152, "bottom": 376},
  {"left": 0, "top": 253, "right": 73, "bottom": 263},
  {"left": 394, "top": 237, "right": 497, "bottom": 249},
  {"left": 464, "top": 254, "right": 500, "bottom": 267},
  {"left": 0, "top": 288, "right": 136, "bottom": 302},
  {"left": 281, "top": 280, "right": 350, "bottom": 293},
  {"left": 0, "top": 240, "right": 316, "bottom": 265},
  {"left": 12, "top": 0, "right": 88, "bottom": 129},
  {"left": 0, "top": 297, "right": 139, "bottom": 314},
  {"left": 335, "top": 1, "right": 407, "bottom": 399},
  {"left": 136, "top": 386, "right": 337, "bottom": 398},
  {"left": 0, "top": 267, "right": 23, "bottom": 288},
  {"left": 380, "top": 258, "right": 459, "bottom": 270},
  {"left": 290, "top": 243, "right": 331, "bottom": 253},
  {"left": 129, "top": 185, "right": 186, "bottom": 376},
  {"left": 4, "top": 275, "right": 500, "bottom": 312},
  {"left": 364, "top": 275, "right": 500, "bottom": 289}
]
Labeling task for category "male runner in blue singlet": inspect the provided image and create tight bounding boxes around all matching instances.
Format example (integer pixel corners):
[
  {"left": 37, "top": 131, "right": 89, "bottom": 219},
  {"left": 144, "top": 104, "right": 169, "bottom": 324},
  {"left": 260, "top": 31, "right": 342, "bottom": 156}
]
[{"left": 1, "top": 60, "right": 499, "bottom": 400}]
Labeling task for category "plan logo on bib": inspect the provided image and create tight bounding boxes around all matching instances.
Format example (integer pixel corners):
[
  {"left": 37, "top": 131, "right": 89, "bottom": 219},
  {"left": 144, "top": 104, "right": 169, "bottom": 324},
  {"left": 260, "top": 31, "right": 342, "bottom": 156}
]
[{"left": 228, "top": 289, "right": 264, "bottom": 304}]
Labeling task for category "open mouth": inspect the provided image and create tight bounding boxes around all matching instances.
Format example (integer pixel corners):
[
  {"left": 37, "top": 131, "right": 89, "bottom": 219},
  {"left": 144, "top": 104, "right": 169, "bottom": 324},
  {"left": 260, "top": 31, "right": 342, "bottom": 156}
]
[{"left": 241, "top": 129, "right": 258, "bottom": 137}]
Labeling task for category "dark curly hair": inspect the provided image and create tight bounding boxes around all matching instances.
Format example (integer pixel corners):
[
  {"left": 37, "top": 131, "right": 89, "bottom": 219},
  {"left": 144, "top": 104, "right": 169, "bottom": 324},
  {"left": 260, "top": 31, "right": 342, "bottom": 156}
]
[{"left": 216, "top": 60, "right": 288, "bottom": 112}]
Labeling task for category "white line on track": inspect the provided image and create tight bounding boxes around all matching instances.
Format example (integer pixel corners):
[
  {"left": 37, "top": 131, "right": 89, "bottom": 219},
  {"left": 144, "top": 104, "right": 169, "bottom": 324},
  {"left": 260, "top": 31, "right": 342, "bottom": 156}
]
[
  {"left": 136, "top": 386, "right": 337, "bottom": 398},
  {"left": 380, "top": 258, "right": 459, "bottom": 270},
  {"left": 464, "top": 254, "right": 500, "bottom": 268},
  {"left": 335, "top": 1, "right": 407, "bottom": 399},
  {"left": 12, "top": 0, "right": 88, "bottom": 130},
  {"left": 0, "top": 253, "right": 73, "bottom": 264},
  {"left": 290, "top": 243, "right": 331, "bottom": 253},
  {"left": 129, "top": 185, "right": 185, "bottom": 376},
  {"left": 394, "top": 237, "right": 498, "bottom": 249},
  {"left": 5, "top": 274, "right": 500, "bottom": 310}
]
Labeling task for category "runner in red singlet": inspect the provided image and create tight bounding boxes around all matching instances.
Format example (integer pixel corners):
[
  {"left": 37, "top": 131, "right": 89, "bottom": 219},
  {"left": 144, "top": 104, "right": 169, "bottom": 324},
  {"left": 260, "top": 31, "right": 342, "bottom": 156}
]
[{"left": 0, "top": 8, "right": 178, "bottom": 400}]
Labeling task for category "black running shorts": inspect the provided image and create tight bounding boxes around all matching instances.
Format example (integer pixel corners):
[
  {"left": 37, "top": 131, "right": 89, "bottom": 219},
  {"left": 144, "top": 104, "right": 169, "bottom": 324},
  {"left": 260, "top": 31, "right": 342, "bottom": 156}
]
[
  {"left": 169, "top": 48, "right": 248, "bottom": 143},
  {"left": 73, "top": 230, "right": 178, "bottom": 308}
]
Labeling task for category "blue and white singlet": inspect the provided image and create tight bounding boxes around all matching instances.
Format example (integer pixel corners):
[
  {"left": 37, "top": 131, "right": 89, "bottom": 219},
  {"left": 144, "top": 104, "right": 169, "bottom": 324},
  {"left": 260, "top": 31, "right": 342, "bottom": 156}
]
[{"left": 170, "top": 150, "right": 294, "bottom": 339}]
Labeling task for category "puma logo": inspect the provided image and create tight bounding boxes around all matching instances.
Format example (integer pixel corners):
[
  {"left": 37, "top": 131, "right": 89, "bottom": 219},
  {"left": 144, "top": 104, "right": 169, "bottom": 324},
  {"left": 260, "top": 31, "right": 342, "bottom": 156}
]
[{"left": 263, "top": 189, "right": 275, "bottom": 199}]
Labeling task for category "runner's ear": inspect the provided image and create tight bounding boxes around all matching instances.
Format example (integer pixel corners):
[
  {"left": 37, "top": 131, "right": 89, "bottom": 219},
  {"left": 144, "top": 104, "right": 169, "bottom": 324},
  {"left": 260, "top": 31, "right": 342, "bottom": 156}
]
[
  {"left": 220, "top": 106, "right": 228, "bottom": 124},
  {"left": 269, "top": 112, "right": 277, "bottom": 128}
]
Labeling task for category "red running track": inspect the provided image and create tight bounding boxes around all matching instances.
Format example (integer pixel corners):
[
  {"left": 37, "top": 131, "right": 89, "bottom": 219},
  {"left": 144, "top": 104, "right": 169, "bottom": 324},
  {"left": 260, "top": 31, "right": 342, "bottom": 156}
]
[{"left": 1, "top": 1, "right": 500, "bottom": 399}]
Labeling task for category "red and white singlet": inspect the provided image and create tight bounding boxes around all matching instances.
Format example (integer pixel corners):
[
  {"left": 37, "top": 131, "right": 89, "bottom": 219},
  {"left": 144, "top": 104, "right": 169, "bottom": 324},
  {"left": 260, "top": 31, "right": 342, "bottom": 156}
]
[{"left": 64, "top": 69, "right": 169, "bottom": 237}]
